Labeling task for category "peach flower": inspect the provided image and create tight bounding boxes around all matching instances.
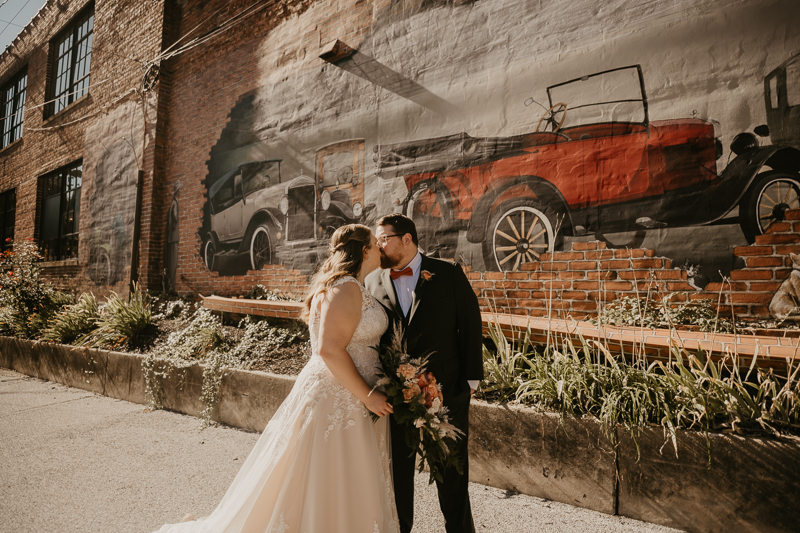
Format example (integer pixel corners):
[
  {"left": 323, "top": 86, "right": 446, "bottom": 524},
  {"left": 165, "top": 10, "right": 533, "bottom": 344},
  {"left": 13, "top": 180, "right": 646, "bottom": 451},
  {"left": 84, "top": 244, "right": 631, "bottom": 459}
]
[
  {"left": 403, "top": 383, "right": 421, "bottom": 402},
  {"left": 397, "top": 364, "right": 417, "bottom": 380}
]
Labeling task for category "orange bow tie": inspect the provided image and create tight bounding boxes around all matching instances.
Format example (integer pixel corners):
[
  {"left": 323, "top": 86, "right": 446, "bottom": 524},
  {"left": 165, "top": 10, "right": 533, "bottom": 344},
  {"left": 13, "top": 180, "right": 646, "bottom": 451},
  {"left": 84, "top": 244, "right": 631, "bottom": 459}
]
[{"left": 390, "top": 266, "right": 413, "bottom": 280}]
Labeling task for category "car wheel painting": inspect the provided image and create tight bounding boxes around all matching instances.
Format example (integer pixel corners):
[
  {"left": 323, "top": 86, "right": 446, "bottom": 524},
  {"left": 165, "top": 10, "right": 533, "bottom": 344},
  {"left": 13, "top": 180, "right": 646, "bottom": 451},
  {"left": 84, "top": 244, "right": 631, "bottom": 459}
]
[
  {"left": 204, "top": 239, "right": 216, "bottom": 271},
  {"left": 740, "top": 171, "right": 800, "bottom": 242},
  {"left": 483, "top": 198, "right": 562, "bottom": 271},
  {"left": 250, "top": 225, "right": 273, "bottom": 271},
  {"left": 89, "top": 249, "right": 112, "bottom": 285},
  {"left": 405, "top": 181, "right": 457, "bottom": 258}
]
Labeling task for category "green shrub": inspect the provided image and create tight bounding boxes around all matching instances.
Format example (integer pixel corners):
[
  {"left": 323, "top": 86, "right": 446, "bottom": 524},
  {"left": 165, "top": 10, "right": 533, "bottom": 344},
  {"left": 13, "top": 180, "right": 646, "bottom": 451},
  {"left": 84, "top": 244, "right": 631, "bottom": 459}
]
[
  {"left": 0, "top": 239, "right": 72, "bottom": 338},
  {"left": 78, "top": 285, "right": 152, "bottom": 349},
  {"left": 42, "top": 293, "right": 101, "bottom": 344}
]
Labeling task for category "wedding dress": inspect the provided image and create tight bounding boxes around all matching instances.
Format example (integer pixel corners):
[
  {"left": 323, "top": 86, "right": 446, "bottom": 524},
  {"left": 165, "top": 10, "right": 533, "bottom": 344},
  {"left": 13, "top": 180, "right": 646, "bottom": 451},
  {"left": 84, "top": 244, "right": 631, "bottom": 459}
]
[{"left": 155, "top": 276, "right": 399, "bottom": 533}]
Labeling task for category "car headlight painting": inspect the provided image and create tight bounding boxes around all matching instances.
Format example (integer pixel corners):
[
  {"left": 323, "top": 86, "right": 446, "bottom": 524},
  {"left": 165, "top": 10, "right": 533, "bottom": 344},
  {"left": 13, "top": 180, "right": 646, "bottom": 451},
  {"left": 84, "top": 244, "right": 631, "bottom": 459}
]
[
  {"left": 321, "top": 190, "right": 331, "bottom": 211},
  {"left": 353, "top": 201, "right": 363, "bottom": 217},
  {"left": 279, "top": 195, "right": 289, "bottom": 215}
]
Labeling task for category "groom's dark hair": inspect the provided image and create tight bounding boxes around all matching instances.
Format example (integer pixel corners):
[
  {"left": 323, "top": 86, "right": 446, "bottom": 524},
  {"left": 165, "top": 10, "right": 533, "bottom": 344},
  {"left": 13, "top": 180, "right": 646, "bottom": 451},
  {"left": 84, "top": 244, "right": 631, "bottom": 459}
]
[{"left": 377, "top": 213, "right": 418, "bottom": 246}]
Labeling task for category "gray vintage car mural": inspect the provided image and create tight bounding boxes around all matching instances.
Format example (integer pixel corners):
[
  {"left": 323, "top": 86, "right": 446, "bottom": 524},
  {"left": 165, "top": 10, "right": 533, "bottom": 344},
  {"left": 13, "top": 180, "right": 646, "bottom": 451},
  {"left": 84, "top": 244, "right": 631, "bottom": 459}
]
[
  {"left": 203, "top": 160, "right": 284, "bottom": 272},
  {"left": 272, "top": 139, "right": 375, "bottom": 272}
]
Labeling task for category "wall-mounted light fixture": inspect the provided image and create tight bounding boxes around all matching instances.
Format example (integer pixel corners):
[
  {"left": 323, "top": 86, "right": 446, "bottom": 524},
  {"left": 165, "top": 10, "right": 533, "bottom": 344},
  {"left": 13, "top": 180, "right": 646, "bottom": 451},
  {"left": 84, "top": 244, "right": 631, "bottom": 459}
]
[{"left": 319, "top": 39, "right": 355, "bottom": 63}]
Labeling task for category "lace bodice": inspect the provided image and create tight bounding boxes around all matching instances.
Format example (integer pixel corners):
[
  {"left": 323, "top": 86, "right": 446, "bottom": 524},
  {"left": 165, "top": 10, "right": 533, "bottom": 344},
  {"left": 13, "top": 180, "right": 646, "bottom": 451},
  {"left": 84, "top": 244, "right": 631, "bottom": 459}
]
[{"left": 308, "top": 276, "right": 388, "bottom": 385}]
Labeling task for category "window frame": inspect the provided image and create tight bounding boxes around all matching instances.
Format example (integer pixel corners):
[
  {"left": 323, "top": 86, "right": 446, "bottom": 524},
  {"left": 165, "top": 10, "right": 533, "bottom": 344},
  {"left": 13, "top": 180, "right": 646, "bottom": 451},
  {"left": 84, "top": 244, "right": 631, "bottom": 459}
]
[
  {"left": 38, "top": 161, "right": 82, "bottom": 262},
  {"left": 0, "top": 68, "right": 27, "bottom": 148},
  {"left": 0, "top": 188, "right": 15, "bottom": 251},
  {"left": 46, "top": 3, "right": 94, "bottom": 118}
]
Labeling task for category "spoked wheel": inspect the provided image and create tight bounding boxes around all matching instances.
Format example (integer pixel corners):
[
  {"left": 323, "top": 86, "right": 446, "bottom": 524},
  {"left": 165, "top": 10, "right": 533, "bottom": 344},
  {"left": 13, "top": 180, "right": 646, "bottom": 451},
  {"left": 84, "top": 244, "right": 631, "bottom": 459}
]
[
  {"left": 482, "top": 197, "right": 562, "bottom": 271},
  {"left": 250, "top": 225, "right": 273, "bottom": 270},
  {"left": 203, "top": 238, "right": 216, "bottom": 271},
  {"left": 405, "top": 181, "right": 457, "bottom": 258},
  {"left": 90, "top": 249, "right": 112, "bottom": 285},
  {"left": 740, "top": 171, "right": 800, "bottom": 242}
]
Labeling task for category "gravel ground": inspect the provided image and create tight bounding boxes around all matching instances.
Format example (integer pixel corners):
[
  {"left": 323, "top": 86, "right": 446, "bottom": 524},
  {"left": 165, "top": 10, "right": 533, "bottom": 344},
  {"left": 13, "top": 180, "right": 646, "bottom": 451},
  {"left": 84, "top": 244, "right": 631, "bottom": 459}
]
[{"left": 0, "top": 368, "right": 683, "bottom": 533}]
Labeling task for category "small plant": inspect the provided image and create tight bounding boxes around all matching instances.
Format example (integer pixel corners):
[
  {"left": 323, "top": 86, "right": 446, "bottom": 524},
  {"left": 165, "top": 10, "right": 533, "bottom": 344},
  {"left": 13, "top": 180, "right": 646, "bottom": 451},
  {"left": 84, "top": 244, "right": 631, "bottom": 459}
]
[
  {"left": 227, "top": 315, "right": 306, "bottom": 369},
  {"left": 77, "top": 284, "right": 152, "bottom": 349},
  {"left": 245, "top": 284, "right": 299, "bottom": 302},
  {"left": 41, "top": 293, "right": 101, "bottom": 344},
  {"left": 142, "top": 307, "right": 231, "bottom": 424},
  {"left": 594, "top": 293, "right": 733, "bottom": 333},
  {"left": 151, "top": 295, "right": 198, "bottom": 320}
]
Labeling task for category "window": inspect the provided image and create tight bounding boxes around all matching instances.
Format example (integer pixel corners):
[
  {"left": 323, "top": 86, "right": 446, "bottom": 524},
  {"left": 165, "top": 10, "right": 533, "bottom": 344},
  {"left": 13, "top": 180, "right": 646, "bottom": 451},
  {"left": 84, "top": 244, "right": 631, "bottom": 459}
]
[
  {"left": 1, "top": 70, "right": 26, "bottom": 147},
  {"left": 49, "top": 5, "right": 93, "bottom": 116},
  {"left": 0, "top": 188, "right": 15, "bottom": 251},
  {"left": 39, "top": 162, "right": 82, "bottom": 261}
]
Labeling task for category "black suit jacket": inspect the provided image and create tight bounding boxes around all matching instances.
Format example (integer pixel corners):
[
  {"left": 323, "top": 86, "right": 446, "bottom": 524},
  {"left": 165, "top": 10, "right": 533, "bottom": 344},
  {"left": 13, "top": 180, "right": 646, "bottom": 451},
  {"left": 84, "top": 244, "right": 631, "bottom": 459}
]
[{"left": 366, "top": 254, "right": 484, "bottom": 407}]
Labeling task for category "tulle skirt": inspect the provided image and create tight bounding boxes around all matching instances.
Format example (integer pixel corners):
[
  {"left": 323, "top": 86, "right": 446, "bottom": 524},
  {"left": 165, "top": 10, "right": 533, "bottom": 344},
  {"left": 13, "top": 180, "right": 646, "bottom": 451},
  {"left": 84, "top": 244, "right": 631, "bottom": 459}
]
[{"left": 154, "top": 357, "right": 399, "bottom": 533}]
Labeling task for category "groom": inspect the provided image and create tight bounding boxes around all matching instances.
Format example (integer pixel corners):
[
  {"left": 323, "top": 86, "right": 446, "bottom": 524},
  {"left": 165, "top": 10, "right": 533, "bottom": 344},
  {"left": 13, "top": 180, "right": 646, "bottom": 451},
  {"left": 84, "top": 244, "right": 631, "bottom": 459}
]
[{"left": 366, "top": 213, "right": 484, "bottom": 533}]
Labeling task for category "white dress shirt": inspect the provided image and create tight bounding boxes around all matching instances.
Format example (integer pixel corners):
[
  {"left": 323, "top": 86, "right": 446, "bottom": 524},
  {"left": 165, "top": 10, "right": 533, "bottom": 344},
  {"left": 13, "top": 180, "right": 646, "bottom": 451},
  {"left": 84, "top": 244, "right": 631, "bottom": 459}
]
[
  {"left": 390, "top": 251, "right": 422, "bottom": 316},
  {"left": 391, "top": 252, "right": 479, "bottom": 392}
]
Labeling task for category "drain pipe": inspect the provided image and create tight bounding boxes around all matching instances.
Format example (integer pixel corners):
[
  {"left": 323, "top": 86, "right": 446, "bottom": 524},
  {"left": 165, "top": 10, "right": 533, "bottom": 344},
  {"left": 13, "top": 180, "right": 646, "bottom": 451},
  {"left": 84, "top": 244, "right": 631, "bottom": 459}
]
[{"left": 129, "top": 168, "right": 144, "bottom": 294}]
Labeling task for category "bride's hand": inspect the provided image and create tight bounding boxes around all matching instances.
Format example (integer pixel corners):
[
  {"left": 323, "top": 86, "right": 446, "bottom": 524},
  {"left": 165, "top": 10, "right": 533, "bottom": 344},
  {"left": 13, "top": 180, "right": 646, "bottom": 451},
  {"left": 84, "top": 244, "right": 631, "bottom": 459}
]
[{"left": 364, "top": 390, "right": 393, "bottom": 417}]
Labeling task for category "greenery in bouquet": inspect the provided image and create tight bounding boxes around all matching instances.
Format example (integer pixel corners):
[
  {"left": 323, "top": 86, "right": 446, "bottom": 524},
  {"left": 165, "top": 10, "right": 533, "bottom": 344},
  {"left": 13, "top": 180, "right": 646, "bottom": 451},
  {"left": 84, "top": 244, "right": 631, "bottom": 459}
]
[{"left": 373, "top": 327, "right": 464, "bottom": 484}]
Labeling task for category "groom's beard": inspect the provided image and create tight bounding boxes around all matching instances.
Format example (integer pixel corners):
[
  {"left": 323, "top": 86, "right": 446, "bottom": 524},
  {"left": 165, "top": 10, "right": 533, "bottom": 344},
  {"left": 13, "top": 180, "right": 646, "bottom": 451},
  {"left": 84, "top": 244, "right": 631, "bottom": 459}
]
[{"left": 379, "top": 250, "right": 402, "bottom": 269}]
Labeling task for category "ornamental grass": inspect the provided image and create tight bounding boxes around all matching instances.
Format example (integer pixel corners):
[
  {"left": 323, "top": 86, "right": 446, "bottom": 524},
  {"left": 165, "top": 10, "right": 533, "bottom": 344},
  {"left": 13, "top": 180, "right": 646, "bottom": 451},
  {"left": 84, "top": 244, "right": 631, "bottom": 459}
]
[{"left": 480, "top": 318, "right": 800, "bottom": 458}]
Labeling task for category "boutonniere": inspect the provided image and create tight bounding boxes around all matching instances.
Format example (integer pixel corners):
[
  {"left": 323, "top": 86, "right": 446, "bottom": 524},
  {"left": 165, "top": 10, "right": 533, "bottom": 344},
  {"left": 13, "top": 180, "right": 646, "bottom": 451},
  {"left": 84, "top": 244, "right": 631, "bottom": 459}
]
[{"left": 420, "top": 270, "right": 435, "bottom": 283}]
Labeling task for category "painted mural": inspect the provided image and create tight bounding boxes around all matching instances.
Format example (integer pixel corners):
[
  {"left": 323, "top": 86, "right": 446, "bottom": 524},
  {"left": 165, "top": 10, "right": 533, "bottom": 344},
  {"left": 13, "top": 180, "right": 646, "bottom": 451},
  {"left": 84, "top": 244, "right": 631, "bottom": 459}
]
[
  {"left": 199, "top": 0, "right": 800, "bottom": 284},
  {"left": 82, "top": 98, "right": 152, "bottom": 289}
]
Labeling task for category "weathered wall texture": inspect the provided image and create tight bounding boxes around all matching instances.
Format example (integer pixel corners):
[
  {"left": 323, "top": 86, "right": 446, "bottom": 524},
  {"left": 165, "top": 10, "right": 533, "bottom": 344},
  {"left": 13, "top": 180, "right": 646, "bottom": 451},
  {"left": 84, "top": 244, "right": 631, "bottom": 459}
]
[
  {"left": 0, "top": 0, "right": 170, "bottom": 296},
  {"left": 156, "top": 0, "right": 800, "bottom": 314},
  {"left": 1, "top": 0, "right": 799, "bottom": 318}
]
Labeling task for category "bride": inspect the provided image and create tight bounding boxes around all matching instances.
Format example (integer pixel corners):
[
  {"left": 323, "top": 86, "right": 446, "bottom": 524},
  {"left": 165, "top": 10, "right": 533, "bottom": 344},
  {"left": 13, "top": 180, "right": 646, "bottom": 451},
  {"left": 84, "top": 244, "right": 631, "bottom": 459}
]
[{"left": 155, "top": 224, "right": 400, "bottom": 533}]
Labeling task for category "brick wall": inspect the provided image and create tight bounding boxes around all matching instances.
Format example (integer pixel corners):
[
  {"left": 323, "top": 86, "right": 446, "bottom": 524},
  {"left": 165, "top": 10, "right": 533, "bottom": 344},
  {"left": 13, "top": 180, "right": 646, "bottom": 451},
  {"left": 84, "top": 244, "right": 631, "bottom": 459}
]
[
  {"left": 0, "top": 0, "right": 170, "bottom": 297},
  {"left": 196, "top": 263, "right": 310, "bottom": 301},
  {"left": 467, "top": 210, "right": 800, "bottom": 322}
]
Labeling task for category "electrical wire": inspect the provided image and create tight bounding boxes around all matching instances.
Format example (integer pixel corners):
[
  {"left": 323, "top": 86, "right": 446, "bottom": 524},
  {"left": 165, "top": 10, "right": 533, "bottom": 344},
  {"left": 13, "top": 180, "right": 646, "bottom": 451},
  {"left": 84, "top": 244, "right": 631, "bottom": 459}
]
[
  {"left": 0, "top": 0, "right": 30, "bottom": 40},
  {"left": 25, "top": 87, "right": 136, "bottom": 132}
]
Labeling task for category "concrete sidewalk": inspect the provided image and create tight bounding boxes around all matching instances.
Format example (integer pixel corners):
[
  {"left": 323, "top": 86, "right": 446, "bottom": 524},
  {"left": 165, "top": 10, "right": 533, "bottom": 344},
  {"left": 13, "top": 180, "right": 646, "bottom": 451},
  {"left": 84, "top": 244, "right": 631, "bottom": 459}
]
[{"left": 0, "top": 368, "right": 682, "bottom": 533}]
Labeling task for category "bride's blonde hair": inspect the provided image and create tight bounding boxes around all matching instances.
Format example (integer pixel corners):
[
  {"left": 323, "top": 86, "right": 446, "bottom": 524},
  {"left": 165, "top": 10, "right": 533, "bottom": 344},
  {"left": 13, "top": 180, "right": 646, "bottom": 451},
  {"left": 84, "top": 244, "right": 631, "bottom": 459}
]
[{"left": 302, "top": 224, "right": 372, "bottom": 322}]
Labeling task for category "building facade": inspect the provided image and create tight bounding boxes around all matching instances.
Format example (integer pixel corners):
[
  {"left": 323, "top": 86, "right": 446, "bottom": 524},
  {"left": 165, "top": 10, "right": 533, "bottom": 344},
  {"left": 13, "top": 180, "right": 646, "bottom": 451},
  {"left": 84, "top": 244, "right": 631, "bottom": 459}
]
[{"left": 2, "top": 0, "right": 799, "bottom": 318}]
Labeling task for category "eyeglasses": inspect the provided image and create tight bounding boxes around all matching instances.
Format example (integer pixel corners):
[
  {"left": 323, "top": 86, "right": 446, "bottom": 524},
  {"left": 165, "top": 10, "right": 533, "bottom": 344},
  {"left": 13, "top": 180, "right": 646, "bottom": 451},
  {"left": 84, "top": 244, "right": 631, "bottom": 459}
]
[{"left": 377, "top": 234, "right": 401, "bottom": 245}]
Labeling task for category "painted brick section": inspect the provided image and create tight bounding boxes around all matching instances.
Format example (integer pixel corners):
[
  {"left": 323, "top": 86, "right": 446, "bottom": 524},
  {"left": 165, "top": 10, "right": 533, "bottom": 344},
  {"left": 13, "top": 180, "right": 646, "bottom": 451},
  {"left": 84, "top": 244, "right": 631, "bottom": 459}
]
[{"left": 468, "top": 214, "right": 800, "bottom": 321}]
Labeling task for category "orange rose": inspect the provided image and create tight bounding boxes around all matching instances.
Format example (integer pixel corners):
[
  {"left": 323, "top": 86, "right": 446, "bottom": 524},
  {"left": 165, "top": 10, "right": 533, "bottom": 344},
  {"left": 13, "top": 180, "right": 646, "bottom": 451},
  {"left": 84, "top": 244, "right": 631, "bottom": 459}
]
[
  {"left": 427, "top": 383, "right": 438, "bottom": 399},
  {"left": 418, "top": 374, "right": 428, "bottom": 388}
]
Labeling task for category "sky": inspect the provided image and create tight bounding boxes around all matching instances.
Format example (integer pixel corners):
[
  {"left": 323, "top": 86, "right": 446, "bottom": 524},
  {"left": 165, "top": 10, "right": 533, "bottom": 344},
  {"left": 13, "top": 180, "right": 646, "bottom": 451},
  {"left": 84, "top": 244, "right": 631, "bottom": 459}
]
[{"left": 0, "top": 0, "right": 48, "bottom": 52}]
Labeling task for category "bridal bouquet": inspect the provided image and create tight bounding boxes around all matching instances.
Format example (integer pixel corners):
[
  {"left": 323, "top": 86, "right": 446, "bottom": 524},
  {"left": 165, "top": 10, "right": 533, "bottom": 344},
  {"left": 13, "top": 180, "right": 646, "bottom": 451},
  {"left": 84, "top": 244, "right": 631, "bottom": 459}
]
[{"left": 372, "top": 326, "right": 464, "bottom": 483}]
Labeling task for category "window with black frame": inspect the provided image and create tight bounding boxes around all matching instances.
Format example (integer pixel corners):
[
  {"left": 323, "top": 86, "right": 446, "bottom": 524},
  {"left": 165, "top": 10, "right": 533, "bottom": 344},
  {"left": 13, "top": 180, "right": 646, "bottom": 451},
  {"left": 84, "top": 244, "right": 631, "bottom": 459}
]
[
  {"left": 0, "top": 188, "right": 15, "bottom": 251},
  {"left": 39, "top": 162, "right": 82, "bottom": 261},
  {"left": 49, "top": 5, "right": 93, "bottom": 116},
  {"left": 1, "top": 69, "right": 26, "bottom": 148}
]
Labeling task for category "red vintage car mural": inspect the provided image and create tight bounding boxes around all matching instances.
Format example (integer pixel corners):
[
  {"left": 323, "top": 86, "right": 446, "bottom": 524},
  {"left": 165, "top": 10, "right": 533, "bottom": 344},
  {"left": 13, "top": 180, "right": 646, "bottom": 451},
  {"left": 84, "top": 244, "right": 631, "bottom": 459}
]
[{"left": 377, "top": 65, "right": 800, "bottom": 271}]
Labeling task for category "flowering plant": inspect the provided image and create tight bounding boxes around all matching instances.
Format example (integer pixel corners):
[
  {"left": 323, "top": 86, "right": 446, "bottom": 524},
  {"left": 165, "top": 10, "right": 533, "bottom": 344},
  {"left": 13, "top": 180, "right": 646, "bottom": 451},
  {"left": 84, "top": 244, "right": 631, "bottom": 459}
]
[
  {"left": 372, "top": 326, "right": 464, "bottom": 483},
  {"left": 420, "top": 270, "right": 435, "bottom": 283}
]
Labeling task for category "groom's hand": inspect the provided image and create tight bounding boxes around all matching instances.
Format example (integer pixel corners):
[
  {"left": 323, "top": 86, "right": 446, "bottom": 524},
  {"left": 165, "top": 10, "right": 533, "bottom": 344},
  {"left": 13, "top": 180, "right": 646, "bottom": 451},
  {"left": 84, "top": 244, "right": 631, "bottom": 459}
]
[{"left": 470, "top": 388, "right": 476, "bottom": 397}]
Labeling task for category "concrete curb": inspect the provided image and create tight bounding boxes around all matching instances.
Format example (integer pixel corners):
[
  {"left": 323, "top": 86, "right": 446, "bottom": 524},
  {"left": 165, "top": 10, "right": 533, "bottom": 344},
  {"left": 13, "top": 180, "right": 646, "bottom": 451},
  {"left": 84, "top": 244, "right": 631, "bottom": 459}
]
[{"left": 2, "top": 336, "right": 799, "bottom": 532}]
